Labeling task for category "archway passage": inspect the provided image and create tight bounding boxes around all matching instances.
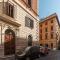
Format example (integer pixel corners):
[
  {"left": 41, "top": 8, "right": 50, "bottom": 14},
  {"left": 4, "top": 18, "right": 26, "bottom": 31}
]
[
  {"left": 4, "top": 29, "right": 15, "bottom": 55},
  {"left": 28, "top": 35, "right": 32, "bottom": 46}
]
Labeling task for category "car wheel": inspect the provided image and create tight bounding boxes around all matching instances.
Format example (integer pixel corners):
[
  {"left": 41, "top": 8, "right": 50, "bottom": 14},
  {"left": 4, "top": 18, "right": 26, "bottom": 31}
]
[{"left": 26, "top": 57, "right": 30, "bottom": 60}]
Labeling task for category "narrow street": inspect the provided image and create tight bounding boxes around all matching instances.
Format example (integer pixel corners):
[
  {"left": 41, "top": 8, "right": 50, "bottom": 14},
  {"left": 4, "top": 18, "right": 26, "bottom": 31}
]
[
  {"left": 37, "top": 50, "right": 60, "bottom": 60},
  {"left": 0, "top": 50, "right": 60, "bottom": 60}
]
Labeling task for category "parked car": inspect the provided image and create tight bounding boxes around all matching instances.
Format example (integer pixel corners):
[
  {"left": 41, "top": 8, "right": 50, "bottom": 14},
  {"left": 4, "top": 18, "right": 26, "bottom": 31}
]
[
  {"left": 40, "top": 46, "right": 49, "bottom": 55},
  {"left": 15, "top": 46, "right": 40, "bottom": 60}
]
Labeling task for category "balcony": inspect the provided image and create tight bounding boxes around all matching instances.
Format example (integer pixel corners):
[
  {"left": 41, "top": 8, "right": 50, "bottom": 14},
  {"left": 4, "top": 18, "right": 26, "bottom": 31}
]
[{"left": 0, "top": 2, "right": 21, "bottom": 27}]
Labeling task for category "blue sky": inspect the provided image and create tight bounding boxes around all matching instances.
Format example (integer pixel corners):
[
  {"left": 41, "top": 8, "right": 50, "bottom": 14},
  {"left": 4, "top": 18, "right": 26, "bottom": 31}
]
[{"left": 39, "top": 0, "right": 60, "bottom": 21}]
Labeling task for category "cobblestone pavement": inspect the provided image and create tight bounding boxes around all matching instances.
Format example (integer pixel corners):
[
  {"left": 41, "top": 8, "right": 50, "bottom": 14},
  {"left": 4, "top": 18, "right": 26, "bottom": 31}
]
[
  {"left": 0, "top": 50, "right": 60, "bottom": 60},
  {"left": 37, "top": 50, "right": 60, "bottom": 60}
]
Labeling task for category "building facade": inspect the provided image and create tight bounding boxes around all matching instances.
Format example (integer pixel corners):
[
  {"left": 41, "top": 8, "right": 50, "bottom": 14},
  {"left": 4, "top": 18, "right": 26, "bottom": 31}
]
[
  {"left": 39, "top": 13, "right": 60, "bottom": 50},
  {"left": 0, "top": 0, "right": 39, "bottom": 57}
]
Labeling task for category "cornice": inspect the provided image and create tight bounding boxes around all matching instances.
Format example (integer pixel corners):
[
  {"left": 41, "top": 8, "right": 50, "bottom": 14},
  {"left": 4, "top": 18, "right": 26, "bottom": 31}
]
[
  {"left": 13, "top": 0, "right": 39, "bottom": 21},
  {"left": 0, "top": 13, "right": 21, "bottom": 27}
]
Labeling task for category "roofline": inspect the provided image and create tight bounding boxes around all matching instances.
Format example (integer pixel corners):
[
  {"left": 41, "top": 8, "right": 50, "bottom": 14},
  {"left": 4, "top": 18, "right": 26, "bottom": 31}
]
[
  {"left": 12, "top": 0, "right": 39, "bottom": 21},
  {"left": 39, "top": 13, "right": 60, "bottom": 26}
]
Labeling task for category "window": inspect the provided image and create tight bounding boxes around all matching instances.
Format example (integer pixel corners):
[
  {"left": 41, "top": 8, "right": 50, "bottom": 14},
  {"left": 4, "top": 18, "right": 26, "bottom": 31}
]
[
  {"left": 51, "top": 33, "right": 53, "bottom": 39},
  {"left": 28, "top": 0, "right": 31, "bottom": 7},
  {"left": 40, "top": 44, "right": 43, "bottom": 46},
  {"left": 51, "top": 26, "right": 53, "bottom": 31},
  {"left": 40, "top": 29, "right": 42, "bottom": 33},
  {"left": 6, "top": 2, "right": 14, "bottom": 18},
  {"left": 40, "top": 24, "right": 42, "bottom": 27},
  {"left": 51, "top": 20, "right": 53, "bottom": 23},
  {"left": 45, "top": 28, "right": 48, "bottom": 32},
  {"left": 51, "top": 43, "right": 53, "bottom": 49},
  {"left": 40, "top": 34, "right": 42, "bottom": 40},
  {"left": 25, "top": 17, "right": 34, "bottom": 28},
  {"left": 45, "top": 22, "right": 48, "bottom": 25},
  {"left": 45, "top": 33, "right": 48, "bottom": 39},
  {"left": 30, "top": 20, "right": 34, "bottom": 28}
]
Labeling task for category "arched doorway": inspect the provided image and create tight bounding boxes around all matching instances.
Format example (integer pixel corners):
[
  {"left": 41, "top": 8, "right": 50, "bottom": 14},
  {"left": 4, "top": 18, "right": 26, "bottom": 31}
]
[
  {"left": 28, "top": 35, "right": 32, "bottom": 46},
  {"left": 4, "top": 29, "right": 15, "bottom": 55}
]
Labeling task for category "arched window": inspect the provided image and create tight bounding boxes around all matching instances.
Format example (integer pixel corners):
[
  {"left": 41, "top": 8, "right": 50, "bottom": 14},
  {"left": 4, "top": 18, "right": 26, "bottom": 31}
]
[{"left": 28, "top": 35, "right": 32, "bottom": 46}]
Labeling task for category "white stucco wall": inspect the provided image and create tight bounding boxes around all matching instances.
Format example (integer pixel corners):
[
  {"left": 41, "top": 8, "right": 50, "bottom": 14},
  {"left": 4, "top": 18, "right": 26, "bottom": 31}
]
[
  {"left": 0, "top": 0, "right": 39, "bottom": 56},
  {"left": 9, "top": 0, "right": 39, "bottom": 42},
  {"left": 0, "top": 0, "right": 39, "bottom": 44}
]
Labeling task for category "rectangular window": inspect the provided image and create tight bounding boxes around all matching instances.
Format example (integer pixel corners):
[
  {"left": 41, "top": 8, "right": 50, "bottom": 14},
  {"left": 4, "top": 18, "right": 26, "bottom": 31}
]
[
  {"left": 40, "top": 24, "right": 42, "bottom": 27},
  {"left": 51, "top": 26, "right": 53, "bottom": 31},
  {"left": 40, "top": 34, "right": 42, "bottom": 40},
  {"left": 30, "top": 19, "right": 34, "bottom": 28},
  {"left": 45, "top": 33, "right": 48, "bottom": 39},
  {"left": 40, "top": 29, "right": 42, "bottom": 33},
  {"left": 51, "top": 20, "right": 53, "bottom": 23},
  {"left": 45, "top": 22, "right": 48, "bottom": 25},
  {"left": 45, "top": 28, "right": 48, "bottom": 32},
  {"left": 51, "top": 33, "right": 53, "bottom": 39},
  {"left": 28, "top": 0, "right": 31, "bottom": 7},
  {"left": 5, "top": 2, "right": 14, "bottom": 18},
  {"left": 25, "top": 17, "right": 34, "bottom": 28},
  {"left": 51, "top": 43, "right": 53, "bottom": 48},
  {"left": 25, "top": 17, "right": 30, "bottom": 27}
]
